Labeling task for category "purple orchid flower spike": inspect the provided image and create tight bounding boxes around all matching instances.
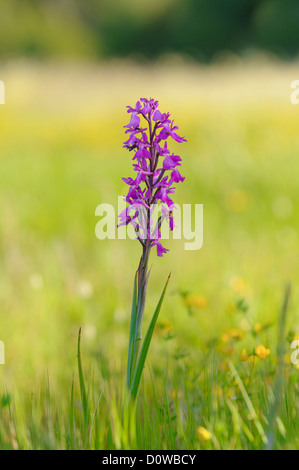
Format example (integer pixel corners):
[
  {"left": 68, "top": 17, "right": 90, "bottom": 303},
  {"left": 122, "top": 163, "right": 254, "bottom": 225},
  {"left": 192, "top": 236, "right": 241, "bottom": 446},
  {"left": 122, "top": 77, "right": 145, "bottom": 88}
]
[
  {"left": 119, "top": 97, "right": 186, "bottom": 251},
  {"left": 119, "top": 98, "right": 186, "bottom": 397}
]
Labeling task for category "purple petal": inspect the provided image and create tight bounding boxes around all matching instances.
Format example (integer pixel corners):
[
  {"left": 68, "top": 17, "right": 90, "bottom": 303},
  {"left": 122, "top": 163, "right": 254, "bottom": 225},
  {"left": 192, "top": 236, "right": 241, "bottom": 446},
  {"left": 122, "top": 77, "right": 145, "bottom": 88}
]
[
  {"left": 153, "top": 110, "right": 162, "bottom": 121},
  {"left": 163, "top": 156, "right": 174, "bottom": 170}
]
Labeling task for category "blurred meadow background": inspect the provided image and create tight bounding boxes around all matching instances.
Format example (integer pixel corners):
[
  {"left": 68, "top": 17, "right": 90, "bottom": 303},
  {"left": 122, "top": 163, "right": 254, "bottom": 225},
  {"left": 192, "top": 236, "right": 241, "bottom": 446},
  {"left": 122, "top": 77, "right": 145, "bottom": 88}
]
[{"left": 0, "top": 0, "right": 299, "bottom": 450}]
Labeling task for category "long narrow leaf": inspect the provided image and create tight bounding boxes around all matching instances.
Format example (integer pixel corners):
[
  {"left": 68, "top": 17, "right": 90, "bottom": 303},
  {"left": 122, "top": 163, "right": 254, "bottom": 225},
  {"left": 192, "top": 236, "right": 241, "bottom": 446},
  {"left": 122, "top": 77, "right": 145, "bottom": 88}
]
[
  {"left": 131, "top": 266, "right": 151, "bottom": 380},
  {"left": 67, "top": 377, "right": 75, "bottom": 449},
  {"left": 265, "top": 283, "right": 291, "bottom": 450},
  {"left": 130, "top": 273, "right": 171, "bottom": 400},
  {"left": 77, "top": 327, "right": 89, "bottom": 426},
  {"left": 126, "top": 271, "right": 138, "bottom": 389},
  {"left": 228, "top": 359, "right": 267, "bottom": 445}
]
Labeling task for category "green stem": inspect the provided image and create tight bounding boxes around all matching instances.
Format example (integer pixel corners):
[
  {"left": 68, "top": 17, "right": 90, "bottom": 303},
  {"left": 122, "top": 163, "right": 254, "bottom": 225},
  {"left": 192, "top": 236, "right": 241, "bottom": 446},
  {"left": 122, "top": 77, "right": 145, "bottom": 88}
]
[{"left": 126, "top": 241, "right": 151, "bottom": 390}]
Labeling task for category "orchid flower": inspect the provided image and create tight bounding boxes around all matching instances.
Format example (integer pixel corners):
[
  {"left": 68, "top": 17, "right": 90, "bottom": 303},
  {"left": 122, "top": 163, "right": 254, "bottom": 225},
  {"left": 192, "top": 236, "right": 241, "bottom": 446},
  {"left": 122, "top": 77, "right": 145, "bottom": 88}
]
[{"left": 119, "top": 98, "right": 186, "bottom": 400}]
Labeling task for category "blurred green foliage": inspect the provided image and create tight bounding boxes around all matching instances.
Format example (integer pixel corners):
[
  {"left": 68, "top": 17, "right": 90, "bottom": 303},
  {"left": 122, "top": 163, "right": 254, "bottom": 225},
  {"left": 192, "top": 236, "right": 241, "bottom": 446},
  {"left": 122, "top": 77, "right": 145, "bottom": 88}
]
[{"left": 1, "top": 0, "right": 299, "bottom": 61}]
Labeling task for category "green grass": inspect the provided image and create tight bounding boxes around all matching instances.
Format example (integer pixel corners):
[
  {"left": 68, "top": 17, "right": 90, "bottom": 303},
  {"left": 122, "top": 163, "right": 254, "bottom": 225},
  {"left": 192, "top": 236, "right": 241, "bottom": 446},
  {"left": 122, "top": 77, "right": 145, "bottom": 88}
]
[
  {"left": 0, "top": 59, "right": 299, "bottom": 449},
  {"left": 0, "top": 296, "right": 297, "bottom": 450}
]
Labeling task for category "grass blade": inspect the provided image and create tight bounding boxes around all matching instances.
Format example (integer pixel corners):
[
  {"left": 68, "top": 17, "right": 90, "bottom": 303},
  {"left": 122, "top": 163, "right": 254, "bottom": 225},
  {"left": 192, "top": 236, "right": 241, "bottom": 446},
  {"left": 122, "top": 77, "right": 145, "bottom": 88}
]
[
  {"left": 265, "top": 283, "right": 291, "bottom": 450},
  {"left": 228, "top": 359, "right": 267, "bottom": 445},
  {"left": 130, "top": 273, "right": 171, "bottom": 400},
  {"left": 77, "top": 327, "right": 89, "bottom": 427},
  {"left": 126, "top": 271, "right": 138, "bottom": 389}
]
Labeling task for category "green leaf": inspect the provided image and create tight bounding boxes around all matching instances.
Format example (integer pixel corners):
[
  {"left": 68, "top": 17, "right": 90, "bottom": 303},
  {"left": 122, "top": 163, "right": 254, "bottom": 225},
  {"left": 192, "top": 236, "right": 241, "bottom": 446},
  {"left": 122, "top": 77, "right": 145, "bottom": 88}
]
[
  {"left": 130, "top": 273, "right": 171, "bottom": 400},
  {"left": 77, "top": 327, "right": 89, "bottom": 427},
  {"left": 265, "top": 283, "right": 291, "bottom": 450},
  {"left": 126, "top": 271, "right": 138, "bottom": 389},
  {"left": 67, "top": 377, "right": 75, "bottom": 449}
]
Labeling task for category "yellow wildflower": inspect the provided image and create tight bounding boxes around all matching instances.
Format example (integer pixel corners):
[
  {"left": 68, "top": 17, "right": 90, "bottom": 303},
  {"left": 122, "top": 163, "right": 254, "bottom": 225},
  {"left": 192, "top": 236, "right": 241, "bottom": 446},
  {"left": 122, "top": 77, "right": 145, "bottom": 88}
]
[
  {"left": 253, "top": 322, "right": 263, "bottom": 334},
  {"left": 229, "top": 328, "right": 244, "bottom": 340},
  {"left": 230, "top": 276, "right": 253, "bottom": 297},
  {"left": 220, "top": 332, "right": 231, "bottom": 343},
  {"left": 221, "top": 328, "right": 244, "bottom": 343},
  {"left": 255, "top": 344, "right": 270, "bottom": 360},
  {"left": 185, "top": 295, "right": 209, "bottom": 309},
  {"left": 197, "top": 426, "right": 212, "bottom": 441}
]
